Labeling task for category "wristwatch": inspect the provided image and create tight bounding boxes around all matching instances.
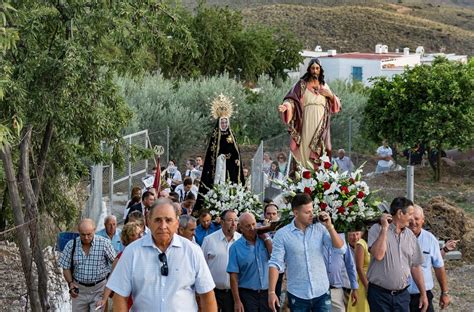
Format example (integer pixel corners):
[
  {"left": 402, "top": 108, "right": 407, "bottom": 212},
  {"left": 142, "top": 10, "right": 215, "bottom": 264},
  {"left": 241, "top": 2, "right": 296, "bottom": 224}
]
[{"left": 441, "top": 291, "right": 449, "bottom": 296}]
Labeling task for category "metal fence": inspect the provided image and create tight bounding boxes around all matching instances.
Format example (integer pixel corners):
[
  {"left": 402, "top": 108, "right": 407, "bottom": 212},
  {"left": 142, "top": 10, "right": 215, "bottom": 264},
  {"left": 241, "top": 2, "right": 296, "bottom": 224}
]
[{"left": 84, "top": 129, "right": 164, "bottom": 224}]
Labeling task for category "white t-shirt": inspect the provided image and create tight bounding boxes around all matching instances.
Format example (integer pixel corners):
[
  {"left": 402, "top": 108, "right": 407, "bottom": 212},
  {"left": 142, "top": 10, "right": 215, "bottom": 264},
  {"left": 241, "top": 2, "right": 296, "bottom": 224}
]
[{"left": 376, "top": 146, "right": 393, "bottom": 168}]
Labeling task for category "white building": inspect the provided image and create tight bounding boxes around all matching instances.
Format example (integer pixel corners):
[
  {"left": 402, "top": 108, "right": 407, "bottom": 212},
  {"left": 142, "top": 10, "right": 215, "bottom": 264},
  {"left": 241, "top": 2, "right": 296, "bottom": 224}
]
[{"left": 293, "top": 44, "right": 468, "bottom": 86}]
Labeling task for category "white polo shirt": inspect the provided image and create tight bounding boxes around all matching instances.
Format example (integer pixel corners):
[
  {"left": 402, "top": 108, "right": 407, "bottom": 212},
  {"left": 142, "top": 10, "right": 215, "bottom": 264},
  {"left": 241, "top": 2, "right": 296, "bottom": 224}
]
[
  {"left": 201, "top": 229, "right": 241, "bottom": 289},
  {"left": 106, "top": 233, "right": 215, "bottom": 312}
]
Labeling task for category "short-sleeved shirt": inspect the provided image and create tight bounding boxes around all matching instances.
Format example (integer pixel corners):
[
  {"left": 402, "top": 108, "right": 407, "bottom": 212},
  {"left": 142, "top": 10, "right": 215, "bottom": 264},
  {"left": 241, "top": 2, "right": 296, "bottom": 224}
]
[
  {"left": 367, "top": 223, "right": 423, "bottom": 290},
  {"left": 268, "top": 220, "right": 346, "bottom": 300},
  {"left": 96, "top": 228, "right": 123, "bottom": 254},
  {"left": 227, "top": 236, "right": 270, "bottom": 290},
  {"left": 106, "top": 233, "right": 215, "bottom": 312},
  {"left": 59, "top": 235, "right": 116, "bottom": 284},
  {"left": 201, "top": 229, "right": 241, "bottom": 289},
  {"left": 408, "top": 229, "right": 444, "bottom": 294}
]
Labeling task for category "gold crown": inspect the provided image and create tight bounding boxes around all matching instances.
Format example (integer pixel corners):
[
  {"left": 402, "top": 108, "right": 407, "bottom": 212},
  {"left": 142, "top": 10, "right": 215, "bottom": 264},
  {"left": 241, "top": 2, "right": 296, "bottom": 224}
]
[{"left": 210, "top": 94, "right": 233, "bottom": 119}]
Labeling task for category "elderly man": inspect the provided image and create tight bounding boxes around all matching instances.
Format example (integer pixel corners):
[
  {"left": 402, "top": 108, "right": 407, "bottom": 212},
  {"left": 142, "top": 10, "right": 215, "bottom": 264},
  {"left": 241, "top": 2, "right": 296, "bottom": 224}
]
[
  {"left": 107, "top": 199, "right": 217, "bottom": 311},
  {"left": 333, "top": 149, "right": 354, "bottom": 173},
  {"left": 408, "top": 205, "right": 450, "bottom": 311},
  {"left": 178, "top": 215, "right": 198, "bottom": 242},
  {"left": 268, "top": 193, "right": 345, "bottom": 312},
  {"left": 96, "top": 215, "right": 123, "bottom": 253},
  {"left": 227, "top": 213, "right": 272, "bottom": 312},
  {"left": 202, "top": 210, "right": 241, "bottom": 312},
  {"left": 59, "top": 219, "right": 116, "bottom": 312},
  {"left": 367, "top": 197, "right": 428, "bottom": 312}
]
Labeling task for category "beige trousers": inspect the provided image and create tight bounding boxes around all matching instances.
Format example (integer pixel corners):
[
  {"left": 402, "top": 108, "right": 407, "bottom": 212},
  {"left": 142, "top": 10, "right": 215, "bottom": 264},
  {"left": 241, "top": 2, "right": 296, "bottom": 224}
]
[
  {"left": 330, "top": 288, "right": 347, "bottom": 312},
  {"left": 72, "top": 279, "right": 106, "bottom": 312}
]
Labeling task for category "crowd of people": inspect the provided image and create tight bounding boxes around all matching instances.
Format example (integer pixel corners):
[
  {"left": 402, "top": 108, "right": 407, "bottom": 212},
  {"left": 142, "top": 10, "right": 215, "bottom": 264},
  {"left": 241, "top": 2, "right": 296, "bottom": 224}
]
[{"left": 60, "top": 183, "right": 459, "bottom": 312}]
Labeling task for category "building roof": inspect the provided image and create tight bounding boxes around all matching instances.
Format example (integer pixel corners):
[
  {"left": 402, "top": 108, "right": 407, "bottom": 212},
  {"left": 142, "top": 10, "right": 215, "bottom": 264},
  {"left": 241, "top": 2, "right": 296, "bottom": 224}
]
[{"left": 320, "top": 52, "right": 403, "bottom": 60}]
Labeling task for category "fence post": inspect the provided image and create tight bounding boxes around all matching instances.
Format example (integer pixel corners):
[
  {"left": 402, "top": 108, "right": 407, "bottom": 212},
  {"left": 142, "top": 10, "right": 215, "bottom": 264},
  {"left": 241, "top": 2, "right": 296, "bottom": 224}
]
[
  {"left": 145, "top": 129, "right": 149, "bottom": 173},
  {"left": 348, "top": 116, "right": 352, "bottom": 158},
  {"left": 128, "top": 136, "right": 133, "bottom": 196},
  {"left": 109, "top": 163, "right": 114, "bottom": 211},
  {"left": 406, "top": 165, "right": 414, "bottom": 201},
  {"left": 166, "top": 126, "right": 170, "bottom": 164}
]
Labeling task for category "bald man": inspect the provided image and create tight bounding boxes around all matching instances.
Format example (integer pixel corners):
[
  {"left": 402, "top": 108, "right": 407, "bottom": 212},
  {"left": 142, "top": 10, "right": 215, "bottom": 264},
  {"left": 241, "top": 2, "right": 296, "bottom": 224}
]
[
  {"left": 97, "top": 215, "right": 123, "bottom": 253},
  {"left": 227, "top": 213, "right": 272, "bottom": 312},
  {"left": 59, "top": 218, "right": 116, "bottom": 312}
]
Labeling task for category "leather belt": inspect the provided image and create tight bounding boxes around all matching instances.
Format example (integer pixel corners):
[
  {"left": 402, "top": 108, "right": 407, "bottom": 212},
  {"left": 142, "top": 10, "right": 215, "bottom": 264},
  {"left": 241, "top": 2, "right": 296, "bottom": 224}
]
[
  {"left": 76, "top": 277, "right": 106, "bottom": 287},
  {"left": 369, "top": 283, "right": 409, "bottom": 296}
]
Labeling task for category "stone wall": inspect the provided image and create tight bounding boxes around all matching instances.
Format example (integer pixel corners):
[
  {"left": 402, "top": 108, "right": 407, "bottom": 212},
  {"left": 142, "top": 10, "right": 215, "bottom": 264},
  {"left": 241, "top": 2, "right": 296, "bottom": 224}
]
[{"left": 0, "top": 241, "right": 71, "bottom": 311}]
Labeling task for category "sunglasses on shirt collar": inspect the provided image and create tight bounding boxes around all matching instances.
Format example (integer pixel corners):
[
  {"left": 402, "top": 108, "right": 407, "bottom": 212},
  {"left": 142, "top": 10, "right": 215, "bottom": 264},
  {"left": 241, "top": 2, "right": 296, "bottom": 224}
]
[{"left": 158, "top": 252, "right": 169, "bottom": 276}]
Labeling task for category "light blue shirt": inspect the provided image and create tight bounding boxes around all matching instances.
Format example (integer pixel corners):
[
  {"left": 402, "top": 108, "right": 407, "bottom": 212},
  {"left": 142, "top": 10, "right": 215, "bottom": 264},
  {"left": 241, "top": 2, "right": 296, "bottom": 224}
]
[
  {"left": 227, "top": 236, "right": 270, "bottom": 290},
  {"left": 408, "top": 229, "right": 444, "bottom": 294},
  {"left": 96, "top": 228, "right": 123, "bottom": 253},
  {"left": 195, "top": 222, "right": 221, "bottom": 246},
  {"left": 269, "top": 220, "right": 346, "bottom": 299},
  {"left": 323, "top": 234, "right": 358, "bottom": 289},
  {"left": 106, "top": 233, "right": 215, "bottom": 312}
]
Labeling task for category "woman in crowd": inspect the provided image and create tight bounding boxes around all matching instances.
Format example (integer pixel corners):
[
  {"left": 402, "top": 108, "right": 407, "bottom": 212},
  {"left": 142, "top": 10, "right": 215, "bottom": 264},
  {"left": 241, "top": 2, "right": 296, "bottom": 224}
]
[
  {"left": 347, "top": 230, "right": 370, "bottom": 312},
  {"left": 262, "top": 152, "right": 273, "bottom": 175},
  {"left": 267, "top": 161, "right": 283, "bottom": 188},
  {"left": 96, "top": 222, "right": 144, "bottom": 311}
]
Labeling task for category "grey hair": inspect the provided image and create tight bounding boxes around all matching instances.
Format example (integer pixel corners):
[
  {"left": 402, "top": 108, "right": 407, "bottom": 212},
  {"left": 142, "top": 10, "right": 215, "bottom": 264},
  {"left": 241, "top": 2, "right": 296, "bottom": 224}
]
[
  {"left": 104, "top": 215, "right": 117, "bottom": 224},
  {"left": 413, "top": 204, "right": 425, "bottom": 219},
  {"left": 148, "top": 198, "right": 179, "bottom": 218},
  {"left": 179, "top": 215, "right": 197, "bottom": 229},
  {"left": 338, "top": 149, "right": 345, "bottom": 154}
]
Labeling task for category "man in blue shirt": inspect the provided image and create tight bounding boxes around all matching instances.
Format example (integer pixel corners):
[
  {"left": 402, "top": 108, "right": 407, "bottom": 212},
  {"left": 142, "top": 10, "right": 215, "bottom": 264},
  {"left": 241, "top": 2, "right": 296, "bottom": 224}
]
[
  {"left": 96, "top": 215, "right": 123, "bottom": 254},
  {"left": 268, "top": 193, "right": 346, "bottom": 312},
  {"left": 195, "top": 209, "right": 221, "bottom": 246},
  {"left": 227, "top": 212, "right": 272, "bottom": 312},
  {"left": 323, "top": 233, "right": 359, "bottom": 312}
]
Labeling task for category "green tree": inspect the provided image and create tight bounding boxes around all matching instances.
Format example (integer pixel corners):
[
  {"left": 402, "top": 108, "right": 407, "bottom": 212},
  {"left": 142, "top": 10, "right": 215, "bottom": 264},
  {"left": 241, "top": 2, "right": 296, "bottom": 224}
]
[
  {"left": 362, "top": 58, "right": 474, "bottom": 181},
  {"left": 0, "top": 1, "right": 194, "bottom": 309}
]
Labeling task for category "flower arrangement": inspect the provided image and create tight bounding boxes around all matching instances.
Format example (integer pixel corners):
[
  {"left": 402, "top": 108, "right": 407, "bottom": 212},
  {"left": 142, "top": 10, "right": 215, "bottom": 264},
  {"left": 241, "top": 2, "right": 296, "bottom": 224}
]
[
  {"left": 202, "top": 182, "right": 263, "bottom": 217},
  {"left": 273, "top": 155, "right": 381, "bottom": 233}
]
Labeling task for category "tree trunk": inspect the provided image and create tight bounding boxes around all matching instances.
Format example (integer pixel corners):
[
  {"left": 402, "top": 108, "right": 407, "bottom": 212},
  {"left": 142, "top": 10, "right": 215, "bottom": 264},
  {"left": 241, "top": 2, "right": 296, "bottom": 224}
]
[
  {"left": 32, "top": 119, "right": 54, "bottom": 198},
  {"left": 19, "top": 126, "right": 49, "bottom": 311},
  {"left": 0, "top": 186, "right": 7, "bottom": 232},
  {"left": 0, "top": 144, "right": 42, "bottom": 312}
]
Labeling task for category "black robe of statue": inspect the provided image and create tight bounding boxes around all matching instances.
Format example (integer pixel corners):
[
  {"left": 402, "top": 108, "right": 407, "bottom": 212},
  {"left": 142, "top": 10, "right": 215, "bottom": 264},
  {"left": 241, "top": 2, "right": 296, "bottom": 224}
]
[{"left": 194, "top": 120, "right": 245, "bottom": 213}]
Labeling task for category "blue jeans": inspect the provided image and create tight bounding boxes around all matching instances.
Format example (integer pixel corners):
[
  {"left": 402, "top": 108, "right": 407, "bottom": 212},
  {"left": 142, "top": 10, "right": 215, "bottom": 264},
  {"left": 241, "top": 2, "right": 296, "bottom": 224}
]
[{"left": 287, "top": 291, "right": 332, "bottom": 312}]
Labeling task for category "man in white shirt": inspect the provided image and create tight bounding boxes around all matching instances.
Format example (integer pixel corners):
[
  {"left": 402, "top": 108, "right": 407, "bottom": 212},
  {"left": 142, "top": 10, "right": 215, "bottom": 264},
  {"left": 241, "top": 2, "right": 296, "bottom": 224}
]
[
  {"left": 201, "top": 210, "right": 241, "bottom": 312},
  {"left": 375, "top": 139, "right": 393, "bottom": 173},
  {"left": 107, "top": 199, "right": 217, "bottom": 312},
  {"left": 334, "top": 149, "right": 354, "bottom": 173}
]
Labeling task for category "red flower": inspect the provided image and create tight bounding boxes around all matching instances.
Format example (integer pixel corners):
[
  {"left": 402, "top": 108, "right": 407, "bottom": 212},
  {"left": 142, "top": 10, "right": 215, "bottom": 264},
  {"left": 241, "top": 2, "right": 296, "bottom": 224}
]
[
  {"left": 302, "top": 171, "right": 312, "bottom": 179},
  {"left": 304, "top": 187, "right": 312, "bottom": 194},
  {"left": 337, "top": 206, "right": 345, "bottom": 214},
  {"left": 347, "top": 202, "right": 354, "bottom": 207},
  {"left": 319, "top": 202, "right": 328, "bottom": 210},
  {"left": 340, "top": 186, "right": 349, "bottom": 194},
  {"left": 324, "top": 162, "right": 332, "bottom": 169},
  {"left": 357, "top": 191, "right": 365, "bottom": 199},
  {"left": 323, "top": 182, "right": 331, "bottom": 190},
  {"left": 349, "top": 178, "right": 355, "bottom": 184}
]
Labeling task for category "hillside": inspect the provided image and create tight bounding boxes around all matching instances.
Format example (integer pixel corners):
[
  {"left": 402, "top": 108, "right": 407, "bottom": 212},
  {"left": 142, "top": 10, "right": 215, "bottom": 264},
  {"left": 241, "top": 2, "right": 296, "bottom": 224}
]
[{"left": 240, "top": 3, "right": 474, "bottom": 55}]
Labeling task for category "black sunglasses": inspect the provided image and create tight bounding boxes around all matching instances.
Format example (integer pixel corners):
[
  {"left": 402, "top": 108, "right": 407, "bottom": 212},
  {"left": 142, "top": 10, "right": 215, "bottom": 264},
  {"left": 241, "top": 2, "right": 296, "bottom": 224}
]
[{"left": 158, "top": 252, "right": 169, "bottom": 276}]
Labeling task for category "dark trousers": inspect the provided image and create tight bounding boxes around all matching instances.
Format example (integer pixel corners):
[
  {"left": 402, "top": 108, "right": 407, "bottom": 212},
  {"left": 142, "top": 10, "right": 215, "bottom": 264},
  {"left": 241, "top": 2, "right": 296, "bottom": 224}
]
[
  {"left": 287, "top": 291, "right": 331, "bottom": 312},
  {"left": 367, "top": 283, "right": 410, "bottom": 312},
  {"left": 239, "top": 288, "right": 272, "bottom": 312},
  {"left": 215, "top": 288, "right": 234, "bottom": 312},
  {"left": 410, "top": 290, "right": 434, "bottom": 312}
]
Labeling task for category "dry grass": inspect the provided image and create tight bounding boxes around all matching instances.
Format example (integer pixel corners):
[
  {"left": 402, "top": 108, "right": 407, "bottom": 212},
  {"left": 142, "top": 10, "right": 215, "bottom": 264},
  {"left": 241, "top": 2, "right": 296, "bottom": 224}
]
[{"left": 241, "top": 3, "right": 474, "bottom": 55}]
